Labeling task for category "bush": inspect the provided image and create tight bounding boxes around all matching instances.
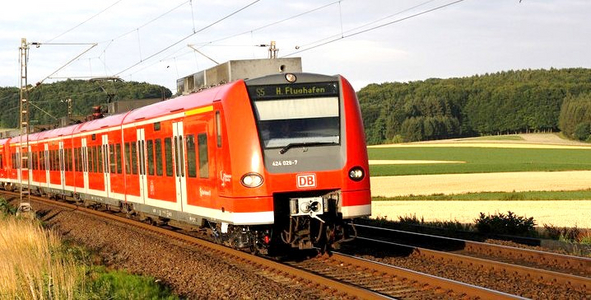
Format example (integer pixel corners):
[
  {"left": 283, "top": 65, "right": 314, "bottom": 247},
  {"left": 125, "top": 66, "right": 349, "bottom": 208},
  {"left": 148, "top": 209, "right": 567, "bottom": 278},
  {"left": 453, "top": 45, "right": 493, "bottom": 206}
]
[
  {"left": 0, "top": 197, "right": 16, "bottom": 215},
  {"left": 475, "top": 211, "right": 536, "bottom": 236},
  {"left": 574, "top": 122, "right": 591, "bottom": 141}
]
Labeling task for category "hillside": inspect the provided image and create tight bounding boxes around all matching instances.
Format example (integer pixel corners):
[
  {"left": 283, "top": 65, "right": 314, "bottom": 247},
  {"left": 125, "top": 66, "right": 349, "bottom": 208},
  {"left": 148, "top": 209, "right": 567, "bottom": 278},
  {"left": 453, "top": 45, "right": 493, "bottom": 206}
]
[
  {"left": 0, "top": 79, "right": 172, "bottom": 129},
  {"left": 358, "top": 68, "right": 591, "bottom": 145}
]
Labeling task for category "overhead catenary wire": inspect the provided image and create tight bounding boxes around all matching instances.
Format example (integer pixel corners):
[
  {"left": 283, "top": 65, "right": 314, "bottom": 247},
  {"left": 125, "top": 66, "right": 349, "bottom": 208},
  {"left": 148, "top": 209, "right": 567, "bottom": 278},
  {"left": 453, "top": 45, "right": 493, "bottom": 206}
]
[
  {"left": 282, "top": 0, "right": 465, "bottom": 57},
  {"left": 45, "top": 0, "right": 124, "bottom": 43},
  {"left": 192, "top": 0, "right": 342, "bottom": 49},
  {"left": 115, "top": 0, "right": 261, "bottom": 77}
]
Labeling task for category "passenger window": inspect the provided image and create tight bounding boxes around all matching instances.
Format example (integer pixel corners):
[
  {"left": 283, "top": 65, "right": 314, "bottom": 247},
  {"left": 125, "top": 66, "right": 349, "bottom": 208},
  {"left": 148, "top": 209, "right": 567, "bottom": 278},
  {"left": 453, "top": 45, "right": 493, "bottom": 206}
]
[
  {"left": 131, "top": 142, "right": 138, "bottom": 175},
  {"left": 124, "top": 143, "right": 131, "bottom": 174},
  {"left": 110, "top": 144, "right": 116, "bottom": 173},
  {"left": 147, "top": 140, "right": 154, "bottom": 175},
  {"left": 116, "top": 144, "right": 122, "bottom": 174},
  {"left": 165, "top": 137, "right": 173, "bottom": 177},
  {"left": 198, "top": 133, "right": 208, "bottom": 178},
  {"left": 215, "top": 111, "right": 222, "bottom": 148},
  {"left": 98, "top": 146, "right": 103, "bottom": 173},
  {"left": 155, "top": 139, "right": 163, "bottom": 176},
  {"left": 186, "top": 134, "right": 196, "bottom": 178}
]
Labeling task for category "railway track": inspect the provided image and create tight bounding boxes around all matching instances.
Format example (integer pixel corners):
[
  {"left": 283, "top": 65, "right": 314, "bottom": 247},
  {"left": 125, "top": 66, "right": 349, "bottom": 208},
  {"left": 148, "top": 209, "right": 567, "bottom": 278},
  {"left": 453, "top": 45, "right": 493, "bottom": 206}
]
[
  {"left": 345, "top": 224, "right": 591, "bottom": 298},
  {"left": 3, "top": 192, "right": 530, "bottom": 299}
]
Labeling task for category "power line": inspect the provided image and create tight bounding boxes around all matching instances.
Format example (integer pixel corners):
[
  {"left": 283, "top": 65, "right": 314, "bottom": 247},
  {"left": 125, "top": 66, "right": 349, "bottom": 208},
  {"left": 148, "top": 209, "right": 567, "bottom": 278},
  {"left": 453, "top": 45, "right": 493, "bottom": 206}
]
[
  {"left": 115, "top": 0, "right": 261, "bottom": 77},
  {"left": 100, "top": 0, "right": 190, "bottom": 45},
  {"left": 193, "top": 0, "right": 342, "bottom": 48},
  {"left": 282, "top": 0, "right": 466, "bottom": 57},
  {"left": 295, "top": 0, "right": 439, "bottom": 50},
  {"left": 45, "top": 0, "right": 124, "bottom": 43}
]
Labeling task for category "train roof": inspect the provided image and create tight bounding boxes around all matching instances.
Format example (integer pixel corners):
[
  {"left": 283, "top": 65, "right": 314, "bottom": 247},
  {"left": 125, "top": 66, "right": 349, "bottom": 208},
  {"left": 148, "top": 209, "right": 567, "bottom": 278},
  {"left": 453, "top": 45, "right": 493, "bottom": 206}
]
[
  {"left": 123, "top": 81, "right": 235, "bottom": 123},
  {"left": 6, "top": 79, "right": 243, "bottom": 142},
  {"left": 76, "top": 112, "right": 129, "bottom": 133}
]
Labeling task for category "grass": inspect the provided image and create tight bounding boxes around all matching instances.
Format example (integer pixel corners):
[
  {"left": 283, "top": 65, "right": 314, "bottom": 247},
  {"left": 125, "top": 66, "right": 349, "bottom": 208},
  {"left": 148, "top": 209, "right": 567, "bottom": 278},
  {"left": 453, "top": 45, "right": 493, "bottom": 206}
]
[
  {"left": 369, "top": 147, "right": 591, "bottom": 176},
  {"left": 0, "top": 216, "right": 82, "bottom": 299},
  {"left": 373, "top": 189, "right": 591, "bottom": 201},
  {"left": 0, "top": 198, "right": 178, "bottom": 299}
]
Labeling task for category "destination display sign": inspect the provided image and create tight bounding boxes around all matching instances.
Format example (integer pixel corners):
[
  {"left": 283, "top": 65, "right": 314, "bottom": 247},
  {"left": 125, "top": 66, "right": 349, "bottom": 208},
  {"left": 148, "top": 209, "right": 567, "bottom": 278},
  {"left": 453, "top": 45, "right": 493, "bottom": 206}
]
[{"left": 248, "top": 82, "right": 339, "bottom": 100}]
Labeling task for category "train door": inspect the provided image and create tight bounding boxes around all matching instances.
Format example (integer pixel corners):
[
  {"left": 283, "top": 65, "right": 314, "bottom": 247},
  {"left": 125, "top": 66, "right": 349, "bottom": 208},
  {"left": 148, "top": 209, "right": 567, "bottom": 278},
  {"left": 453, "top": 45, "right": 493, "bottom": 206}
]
[
  {"left": 172, "top": 121, "right": 186, "bottom": 211},
  {"left": 101, "top": 135, "right": 111, "bottom": 198},
  {"left": 59, "top": 141, "right": 65, "bottom": 191},
  {"left": 82, "top": 138, "right": 89, "bottom": 195},
  {"left": 137, "top": 128, "right": 147, "bottom": 204},
  {"left": 44, "top": 144, "right": 49, "bottom": 189}
]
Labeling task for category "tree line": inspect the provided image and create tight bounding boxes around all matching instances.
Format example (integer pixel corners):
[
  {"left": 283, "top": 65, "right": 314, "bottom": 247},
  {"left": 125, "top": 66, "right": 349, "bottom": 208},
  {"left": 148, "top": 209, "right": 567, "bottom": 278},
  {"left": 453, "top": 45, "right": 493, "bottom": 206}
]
[
  {"left": 358, "top": 68, "right": 591, "bottom": 144},
  {"left": 0, "top": 79, "right": 171, "bottom": 129}
]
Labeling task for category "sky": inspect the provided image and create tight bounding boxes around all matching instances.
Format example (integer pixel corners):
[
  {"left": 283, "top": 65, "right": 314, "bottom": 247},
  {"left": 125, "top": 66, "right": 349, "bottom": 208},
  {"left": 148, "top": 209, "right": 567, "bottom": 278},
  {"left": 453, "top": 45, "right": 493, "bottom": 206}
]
[{"left": 1, "top": 0, "right": 590, "bottom": 94}]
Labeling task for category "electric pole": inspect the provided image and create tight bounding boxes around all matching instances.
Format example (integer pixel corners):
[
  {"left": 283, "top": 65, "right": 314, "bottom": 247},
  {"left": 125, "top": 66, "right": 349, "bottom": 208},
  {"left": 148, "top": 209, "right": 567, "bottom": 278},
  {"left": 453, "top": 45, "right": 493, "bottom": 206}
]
[{"left": 18, "top": 38, "right": 32, "bottom": 212}]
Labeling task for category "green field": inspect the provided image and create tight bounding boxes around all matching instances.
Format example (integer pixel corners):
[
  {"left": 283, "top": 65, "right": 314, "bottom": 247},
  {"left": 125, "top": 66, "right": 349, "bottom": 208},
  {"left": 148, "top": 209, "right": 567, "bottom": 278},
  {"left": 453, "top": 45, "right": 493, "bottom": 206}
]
[{"left": 369, "top": 147, "right": 591, "bottom": 176}]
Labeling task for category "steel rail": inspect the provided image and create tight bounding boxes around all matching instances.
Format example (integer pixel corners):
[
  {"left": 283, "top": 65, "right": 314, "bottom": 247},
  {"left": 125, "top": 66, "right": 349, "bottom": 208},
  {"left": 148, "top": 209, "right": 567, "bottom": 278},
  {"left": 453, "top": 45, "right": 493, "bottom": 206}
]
[
  {"left": 11, "top": 194, "right": 388, "bottom": 300},
  {"left": 330, "top": 252, "right": 525, "bottom": 300},
  {"left": 357, "top": 236, "right": 590, "bottom": 292},
  {"left": 355, "top": 224, "right": 591, "bottom": 276}
]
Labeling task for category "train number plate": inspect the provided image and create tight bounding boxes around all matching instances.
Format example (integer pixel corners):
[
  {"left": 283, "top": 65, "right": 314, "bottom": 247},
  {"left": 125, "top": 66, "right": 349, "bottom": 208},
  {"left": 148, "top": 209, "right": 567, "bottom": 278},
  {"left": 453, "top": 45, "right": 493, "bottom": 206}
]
[{"left": 297, "top": 174, "right": 316, "bottom": 188}]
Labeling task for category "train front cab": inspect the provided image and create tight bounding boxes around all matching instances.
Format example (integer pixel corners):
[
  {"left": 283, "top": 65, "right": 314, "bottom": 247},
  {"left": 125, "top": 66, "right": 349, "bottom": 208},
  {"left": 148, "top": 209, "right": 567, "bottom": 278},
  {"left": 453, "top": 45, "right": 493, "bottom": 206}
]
[{"left": 240, "top": 73, "right": 371, "bottom": 251}]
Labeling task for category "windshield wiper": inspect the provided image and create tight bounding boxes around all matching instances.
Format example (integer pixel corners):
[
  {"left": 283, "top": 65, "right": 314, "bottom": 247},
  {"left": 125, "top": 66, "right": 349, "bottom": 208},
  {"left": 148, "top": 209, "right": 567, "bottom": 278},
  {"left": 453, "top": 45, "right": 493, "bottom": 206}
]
[{"left": 279, "top": 142, "right": 338, "bottom": 154}]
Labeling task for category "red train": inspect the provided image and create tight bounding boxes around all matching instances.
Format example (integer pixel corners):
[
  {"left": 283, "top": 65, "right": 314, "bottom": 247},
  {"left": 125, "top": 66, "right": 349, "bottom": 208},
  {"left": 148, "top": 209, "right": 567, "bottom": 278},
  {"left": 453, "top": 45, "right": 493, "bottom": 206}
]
[{"left": 0, "top": 72, "right": 371, "bottom": 253}]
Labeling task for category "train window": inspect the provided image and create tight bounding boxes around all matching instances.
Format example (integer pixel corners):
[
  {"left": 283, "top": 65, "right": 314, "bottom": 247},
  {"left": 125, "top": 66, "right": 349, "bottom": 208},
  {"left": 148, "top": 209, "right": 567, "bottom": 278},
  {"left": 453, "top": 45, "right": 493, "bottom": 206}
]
[
  {"left": 75, "top": 148, "right": 80, "bottom": 172},
  {"left": 253, "top": 96, "right": 340, "bottom": 149},
  {"left": 164, "top": 137, "right": 173, "bottom": 177},
  {"left": 155, "top": 139, "right": 163, "bottom": 176},
  {"left": 83, "top": 147, "right": 88, "bottom": 173},
  {"left": 147, "top": 140, "right": 154, "bottom": 175},
  {"left": 34, "top": 152, "right": 39, "bottom": 170},
  {"left": 74, "top": 148, "right": 79, "bottom": 172},
  {"left": 116, "top": 144, "right": 122, "bottom": 174},
  {"left": 0, "top": 154, "right": 2, "bottom": 168},
  {"left": 78, "top": 148, "right": 83, "bottom": 172},
  {"left": 198, "top": 133, "right": 208, "bottom": 178},
  {"left": 154, "top": 122, "right": 161, "bottom": 131},
  {"left": 98, "top": 146, "right": 103, "bottom": 173},
  {"left": 88, "top": 147, "right": 94, "bottom": 173},
  {"left": 92, "top": 134, "right": 96, "bottom": 141},
  {"left": 109, "top": 144, "right": 116, "bottom": 174},
  {"left": 65, "top": 149, "right": 70, "bottom": 171},
  {"left": 70, "top": 148, "right": 75, "bottom": 172},
  {"left": 215, "top": 111, "right": 222, "bottom": 148},
  {"left": 131, "top": 142, "right": 138, "bottom": 175},
  {"left": 60, "top": 149, "right": 65, "bottom": 171},
  {"left": 186, "top": 134, "right": 196, "bottom": 178},
  {"left": 124, "top": 142, "right": 131, "bottom": 174}
]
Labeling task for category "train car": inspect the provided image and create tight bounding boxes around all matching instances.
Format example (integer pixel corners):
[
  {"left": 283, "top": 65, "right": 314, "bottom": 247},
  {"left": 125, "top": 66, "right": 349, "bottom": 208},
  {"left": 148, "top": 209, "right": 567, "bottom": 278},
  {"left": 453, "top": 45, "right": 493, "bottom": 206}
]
[{"left": 0, "top": 72, "right": 371, "bottom": 253}]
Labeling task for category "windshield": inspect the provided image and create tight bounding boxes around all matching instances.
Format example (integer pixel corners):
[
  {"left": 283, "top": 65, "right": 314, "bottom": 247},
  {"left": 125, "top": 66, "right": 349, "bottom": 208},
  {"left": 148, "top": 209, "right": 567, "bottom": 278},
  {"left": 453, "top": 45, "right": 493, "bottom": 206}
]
[{"left": 253, "top": 96, "right": 340, "bottom": 149}]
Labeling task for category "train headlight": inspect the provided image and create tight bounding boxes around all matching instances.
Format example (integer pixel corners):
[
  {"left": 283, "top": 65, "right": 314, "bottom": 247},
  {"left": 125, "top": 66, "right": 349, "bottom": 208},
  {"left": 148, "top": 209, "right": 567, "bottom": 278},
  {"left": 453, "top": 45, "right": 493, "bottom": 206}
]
[
  {"left": 348, "top": 167, "right": 365, "bottom": 182},
  {"left": 240, "top": 173, "right": 264, "bottom": 188}
]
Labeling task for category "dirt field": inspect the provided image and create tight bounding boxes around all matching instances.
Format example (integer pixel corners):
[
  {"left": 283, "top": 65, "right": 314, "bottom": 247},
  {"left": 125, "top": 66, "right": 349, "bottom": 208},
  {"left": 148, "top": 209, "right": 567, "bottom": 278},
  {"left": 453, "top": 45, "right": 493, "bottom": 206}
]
[
  {"left": 369, "top": 134, "right": 591, "bottom": 228},
  {"left": 371, "top": 171, "right": 591, "bottom": 197},
  {"left": 371, "top": 200, "right": 591, "bottom": 228}
]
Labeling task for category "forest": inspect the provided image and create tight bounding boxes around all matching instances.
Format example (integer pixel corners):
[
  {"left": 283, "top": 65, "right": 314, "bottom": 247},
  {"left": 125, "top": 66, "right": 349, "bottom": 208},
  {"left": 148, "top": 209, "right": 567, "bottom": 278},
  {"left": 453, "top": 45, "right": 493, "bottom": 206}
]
[
  {"left": 358, "top": 68, "right": 591, "bottom": 144},
  {"left": 0, "top": 79, "right": 171, "bottom": 129}
]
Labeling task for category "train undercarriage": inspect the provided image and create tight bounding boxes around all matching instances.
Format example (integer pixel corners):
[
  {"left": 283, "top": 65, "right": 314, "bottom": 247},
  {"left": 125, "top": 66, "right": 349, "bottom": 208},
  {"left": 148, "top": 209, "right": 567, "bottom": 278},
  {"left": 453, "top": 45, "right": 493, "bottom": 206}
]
[{"left": 3, "top": 183, "right": 358, "bottom": 255}]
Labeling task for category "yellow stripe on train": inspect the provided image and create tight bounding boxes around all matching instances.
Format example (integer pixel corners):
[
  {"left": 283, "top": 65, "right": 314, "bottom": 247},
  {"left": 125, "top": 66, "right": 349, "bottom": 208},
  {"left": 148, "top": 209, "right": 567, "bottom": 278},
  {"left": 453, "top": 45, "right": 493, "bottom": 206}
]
[{"left": 185, "top": 105, "right": 213, "bottom": 116}]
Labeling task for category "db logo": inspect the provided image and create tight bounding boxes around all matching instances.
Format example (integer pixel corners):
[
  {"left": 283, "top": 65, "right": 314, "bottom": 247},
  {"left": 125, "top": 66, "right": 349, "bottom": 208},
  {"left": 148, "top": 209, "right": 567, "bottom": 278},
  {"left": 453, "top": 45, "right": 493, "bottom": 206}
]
[{"left": 297, "top": 174, "right": 316, "bottom": 188}]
